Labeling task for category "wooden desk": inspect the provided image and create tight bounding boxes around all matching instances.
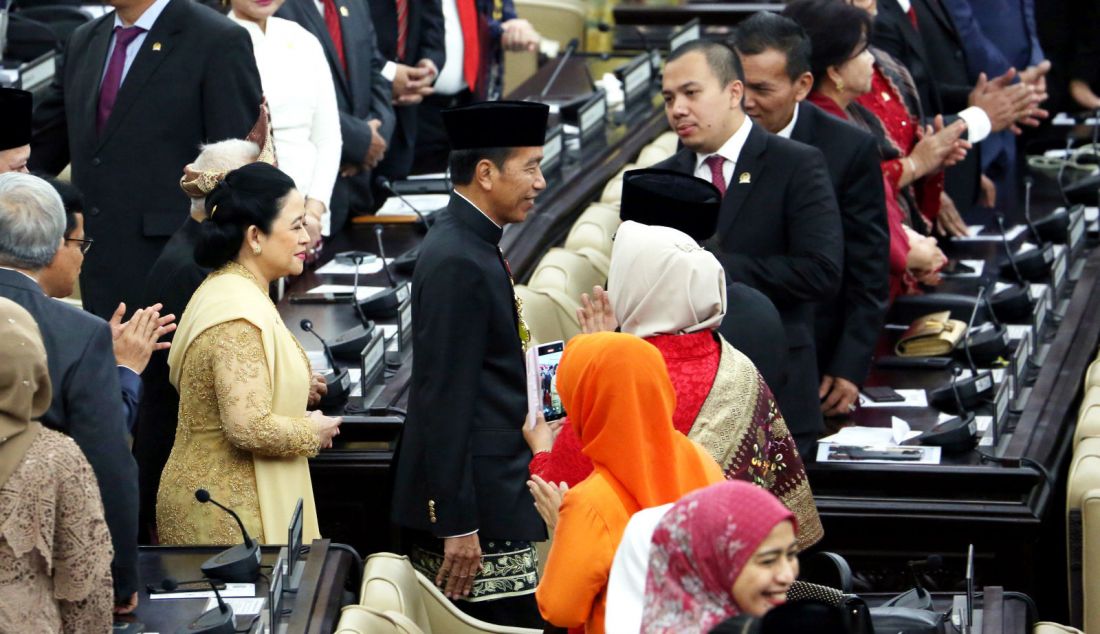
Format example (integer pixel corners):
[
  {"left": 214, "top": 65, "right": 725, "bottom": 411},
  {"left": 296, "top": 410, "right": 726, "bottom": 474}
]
[{"left": 123, "top": 540, "right": 353, "bottom": 633}]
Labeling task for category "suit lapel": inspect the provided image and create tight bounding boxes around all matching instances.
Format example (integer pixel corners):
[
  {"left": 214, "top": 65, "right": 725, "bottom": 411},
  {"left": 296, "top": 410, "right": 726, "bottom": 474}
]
[
  {"left": 297, "top": 0, "right": 351, "bottom": 99},
  {"left": 77, "top": 17, "right": 114, "bottom": 151},
  {"left": 716, "top": 124, "right": 767, "bottom": 238},
  {"left": 335, "top": 0, "right": 358, "bottom": 101},
  {"left": 96, "top": 0, "right": 185, "bottom": 150},
  {"left": 790, "top": 103, "right": 816, "bottom": 147},
  {"left": 915, "top": 0, "right": 963, "bottom": 47}
]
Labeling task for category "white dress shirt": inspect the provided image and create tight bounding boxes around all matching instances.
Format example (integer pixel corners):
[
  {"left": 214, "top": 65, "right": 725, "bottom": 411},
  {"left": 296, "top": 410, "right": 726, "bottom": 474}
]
[
  {"left": 604, "top": 504, "right": 673, "bottom": 634},
  {"left": 776, "top": 102, "right": 800, "bottom": 139},
  {"left": 433, "top": 0, "right": 468, "bottom": 96},
  {"left": 230, "top": 16, "right": 342, "bottom": 231},
  {"left": 693, "top": 115, "right": 753, "bottom": 189},
  {"left": 101, "top": 0, "right": 172, "bottom": 86}
]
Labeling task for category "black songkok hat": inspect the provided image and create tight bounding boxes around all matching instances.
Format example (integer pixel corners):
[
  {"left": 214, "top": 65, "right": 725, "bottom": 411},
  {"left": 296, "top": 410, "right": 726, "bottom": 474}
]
[
  {"left": 0, "top": 88, "right": 33, "bottom": 151},
  {"left": 620, "top": 168, "right": 722, "bottom": 241},
  {"left": 442, "top": 100, "right": 549, "bottom": 149}
]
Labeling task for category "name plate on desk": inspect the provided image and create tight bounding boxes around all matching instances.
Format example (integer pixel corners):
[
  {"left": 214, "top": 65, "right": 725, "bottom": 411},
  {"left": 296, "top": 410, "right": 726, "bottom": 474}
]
[
  {"left": 578, "top": 90, "right": 608, "bottom": 142},
  {"left": 1013, "top": 330, "right": 1032, "bottom": 392},
  {"left": 992, "top": 377, "right": 1011, "bottom": 437},
  {"left": 617, "top": 54, "right": 652, "bottom": 107},
  {"left": 18, "top": 52, "right": 56, "bottom": 93},
  {"left": 397, "top": 296, "right": 413, "bottom": 351},
  {"left": 542, "top": 125, "right": 563, "bottom": 172},
  {"left": 669, "top": 18, "right": 701, "bottom": 52},
  {"left": 1069, "top": 207, "right": 1086, "bottom": 258},
  {"left": 1032, "top": 288, "right": 1048, "bottom": 334},
  {"left": 359, "top": 328, "right": 386, "bottom": 398},
  {"left": 1051, "top": 249, "right": 1067, "bottom": 297}
]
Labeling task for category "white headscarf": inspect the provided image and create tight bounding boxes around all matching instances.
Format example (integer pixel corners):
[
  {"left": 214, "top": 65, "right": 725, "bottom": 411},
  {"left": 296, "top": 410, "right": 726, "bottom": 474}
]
[{"left": 608, "top": 220, "right": 727, "bottom": 338}]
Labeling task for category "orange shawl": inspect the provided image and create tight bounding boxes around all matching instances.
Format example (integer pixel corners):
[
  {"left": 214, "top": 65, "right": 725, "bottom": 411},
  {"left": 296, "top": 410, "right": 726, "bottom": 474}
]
[{"left": 536, "top": 333, "right": 723, "bottom": 633}]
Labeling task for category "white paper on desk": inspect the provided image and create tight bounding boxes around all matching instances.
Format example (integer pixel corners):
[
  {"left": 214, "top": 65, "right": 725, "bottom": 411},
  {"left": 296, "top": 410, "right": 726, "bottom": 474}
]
[
  {"left": 815, "top": 443, "right": 942, "bottom": 464},
  {"left": 149, "top": 583, "right": 255, "bottom": 599},
  {"left": 1029, "top": 283, "right": 1049, "bottom": 301},
  {"left": 954, "top": 224, "right": 1025, "bottom": 242},
  {"left": 1018, "top": 241, "right": 1038, "bottom": 254},
  {"left": 348, "top": 368, "right": 363, "bottom": 396},
  {"left": 1053, "top": 112, "right": 1099, "bottom": 126},
  {"left": 314, "top": 258, "right": 390, "bottom": 276},
  {"left": 377, "top": 324, "right": 398, "bottom": 340},
  {"left": 857, "top": 389, "right": 928, "bottom": 408},
  {"left": 376, "top": 194, "right": 449, "bottom": 216},
  {"left": 1085, "top": 206, "right": 1099, "bottom": 223},
  {"left": 817, "top": 420, "right": 920, "bottom": 446},
  {"left": 994, "top": 282, "right": 1014, "bottom": 294},
  {"left": 942, "top": 259, "right": 984, "bottom": 278},
  {"left": 1006, "top": 324, "right": 1032, "bottom": 340},
  {"left": 306, "top": 350, "right": 329, "bottom": 371},
  {"left": 406, "top": 172, "right": 447, "bottom": 181},
  {"left": 306, "top": 284, "right": 389, "bottom": 301},
  {"left": 204, "top": 597, "right": 266, "bottom": 615}
]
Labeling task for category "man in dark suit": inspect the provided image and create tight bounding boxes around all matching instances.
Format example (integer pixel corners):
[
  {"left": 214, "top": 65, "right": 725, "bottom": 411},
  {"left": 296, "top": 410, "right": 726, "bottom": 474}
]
[
  {"left": 392, "top": 101, "right": 548, "bottom": 626},
  {"left": 0, "top": 172, "right": 140, "bottom": 612},
  {"left": 277, "top": 0, "right": 396, "bottom": 226},
  {"left": 0, "top": 88, "right": 32, "bottom": 174},
  {"left": 28, "top": 0, "right": 261, "bottom": 320},
  {"left": 734, "top": 13, "right": 889, "bottom": 419},
  {"left": 871, "top": 0, "right": 1038, "bottom": 223},
  {"left": 368, "top": 0, "right": 446, "bottom": 184},
  {"left": 655, "top": 40, "right": 843, "bottom": 454}
]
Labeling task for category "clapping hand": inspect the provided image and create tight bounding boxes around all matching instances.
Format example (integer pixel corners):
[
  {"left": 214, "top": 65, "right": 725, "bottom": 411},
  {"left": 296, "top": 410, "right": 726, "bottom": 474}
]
[
  {"left": 577, "top": 285, "right": 618, "bottom": 333},
  {"left": 110, "top": 302, "right": 176, "bottom": 374},
  {"left": 527, "top": 474, "right": 568, "bottom": 532}
]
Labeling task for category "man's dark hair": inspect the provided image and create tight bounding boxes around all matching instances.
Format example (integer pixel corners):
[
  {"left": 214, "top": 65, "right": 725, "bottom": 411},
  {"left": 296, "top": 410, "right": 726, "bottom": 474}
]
[
  {"left": 448, "top": 147, "right": 515, "bottom": 186},
  {"left": 782, "top": 0, "right": 872, "bottom": 83},
  {"left": 732, "top": 12, "right": 813, "bottom": 82},
  {"left": 667, "top": 39, "right": 744, "bottom": 88},
  {"left": 42, "top": 176, "right": 83, "bottom": 238}
]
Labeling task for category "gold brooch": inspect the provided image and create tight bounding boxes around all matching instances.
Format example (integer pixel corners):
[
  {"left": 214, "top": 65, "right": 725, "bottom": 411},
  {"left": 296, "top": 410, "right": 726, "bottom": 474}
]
[
  {"left": 339, "top": 5, "right": 349, "bottom": 16},
  {"left": 738, "top": 172, "right": 751, "bottom": 184},
  {"left": 152, "top": 42, "right": 162, "bottom": 51}
]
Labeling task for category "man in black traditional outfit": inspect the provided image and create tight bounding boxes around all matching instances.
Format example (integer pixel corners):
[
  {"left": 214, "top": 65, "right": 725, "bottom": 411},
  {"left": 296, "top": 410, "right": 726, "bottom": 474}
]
[{"left": 391, "top": 100, "right": 549, "bottom": 627}]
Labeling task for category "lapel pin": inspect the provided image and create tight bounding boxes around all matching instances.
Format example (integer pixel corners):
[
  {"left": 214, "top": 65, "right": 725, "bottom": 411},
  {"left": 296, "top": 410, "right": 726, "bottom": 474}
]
[
  {"left": 152, "top": 42, "right": 162, "bottom": 51},
  {"left": 339, "top": 5, "right": 349, "bottom": 16},
  {"left": 739, "top": 172, "right": 751, "bottom": 184}
]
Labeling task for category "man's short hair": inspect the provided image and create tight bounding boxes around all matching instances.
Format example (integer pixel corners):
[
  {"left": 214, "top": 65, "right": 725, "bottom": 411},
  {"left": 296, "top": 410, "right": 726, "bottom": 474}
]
[
  {"left": 667, "top": 39, "right": 745, "bottom": 88},
  {"left": 42, "top": 177, "right": 84, "bottom": 238},
  {"left": 449, "top": 147, "right": 515, "bottom": 186},
  {"left": 732, "top": 12, "right": 813, "bottom": 82},
  {"left": 0, "top": 172, "right": 66, "bottom": 270}
]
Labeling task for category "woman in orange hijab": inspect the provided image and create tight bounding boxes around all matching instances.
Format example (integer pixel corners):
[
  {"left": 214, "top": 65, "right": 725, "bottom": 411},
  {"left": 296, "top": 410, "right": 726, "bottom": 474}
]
[{"left": 535, "top": 332, "right": 724, "bottom": 633}]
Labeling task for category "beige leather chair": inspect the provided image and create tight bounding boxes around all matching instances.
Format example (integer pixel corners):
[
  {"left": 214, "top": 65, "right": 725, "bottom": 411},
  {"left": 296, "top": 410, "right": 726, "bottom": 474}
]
[
  {"left": 336, "top": 605, "right": 423, "bottom": 634},
  {"left": 1034, "top": 624, "right": 1084, "bottom": 634},
  {"left": 1076, "top": 407, "right": 1100, "bottom": 448},
  {"left": 1077, "top": 385, "right": 1100, "bottom": 421},
  {"left": 1066, "top": 439, "right": 1100, "bottom": 632},
  {"left": 358, "top": 552, "right": 540, "bottom": 634},
  {"left": 600, "top": 163, "right": 636, "bottom": 208},
  {"left": 513, "top": 0, "right": 585, "bottom": 53},
  {"left": 635, "top": 144, "right": 671, "bottom": 168},
  {"left": 649, "top": 131, "right": 680, "bottom": 155},
  {"left": 1086, "top": 358, "right": 1100, "bottom": 389},
  {"left": 529, "top": 247, "right": 605, "bottom": 304},
  {"left": 562, "top": 203, "right": 620, "bottom": 277},
  {"left": 515, "top": 284, "right": 580, "bottom": 345}
]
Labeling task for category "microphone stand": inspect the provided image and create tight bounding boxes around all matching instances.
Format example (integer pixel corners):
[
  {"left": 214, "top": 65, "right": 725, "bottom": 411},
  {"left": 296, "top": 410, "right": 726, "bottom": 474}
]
[
  {"left": 540, "top": 37, "right": 581, "bottom": 100},
  {"left": 357, "top": 226, "right": 409, "bottom": 318},
  {"left": 194, "top": 488, "right": 261, "bottom": 582},
  {"left": 299, "top": 319, "right": 351, "bottom": 409},
  {"left": 376, "top": 176, "right": 431, "bottom": 233}
]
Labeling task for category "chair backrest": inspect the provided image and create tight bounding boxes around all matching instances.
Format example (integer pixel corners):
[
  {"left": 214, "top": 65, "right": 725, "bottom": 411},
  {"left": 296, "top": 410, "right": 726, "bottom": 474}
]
[
  {"left": 563, "top": 203, "right": 619, "bottom": 259},
  {"left": 1066, "top": 439, "right": 1100, "bottom": 631},
  {"left": 336, "top": 605, "right": 425, "bottom": 634},
  {"left": 515, "top": 283, "right": 580, "bottom": 345},
  {"left": 529, "top": 247, "right": 606, "bottom": 308},
  {"left": 360, "top": 553, "right": 433, "bottom": 632},
  {"left": 514, "top": 0, "right": 586, "bottom": 52},
  {"left": 3, "top": 13, "right": 58, "bottom": 63},
  {"left": 635, "top": 144, "right": 671, "bottom": 168},
  {"left": 1078, "top": 385, "right": 1100, "bottom": 421},
  {"left": 1087, "top": 358, "right": 1100, "bottom": 390},
  {"left": 15, "top": 6, "right": 89, "bottom": 41},
  {"left": 649, "top": 131, "right": 680, "bottom": 155},
  {"left": 599, "top": 164, "right": 635, "bottom": 208},
  {"left": 1076, "top": 407, "right": 1100, "bottom": 448}
]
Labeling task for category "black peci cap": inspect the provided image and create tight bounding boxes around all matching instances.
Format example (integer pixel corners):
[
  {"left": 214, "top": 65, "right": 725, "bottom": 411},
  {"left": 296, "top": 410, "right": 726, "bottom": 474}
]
[
  {"left": 442, "top": 100, "right": 550, "bottom": 149},
  {"left": 0, "top": 88, "right": 33, "bottom": 151},
  {"left": 620, "top": 168, "right": 722, "bottom": 241}
]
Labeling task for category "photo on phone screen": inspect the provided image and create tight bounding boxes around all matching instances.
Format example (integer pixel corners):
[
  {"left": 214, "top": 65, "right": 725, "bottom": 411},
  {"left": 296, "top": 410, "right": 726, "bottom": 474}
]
[{"left": 537, "top": 341, "right": 566, "bottom": 421}]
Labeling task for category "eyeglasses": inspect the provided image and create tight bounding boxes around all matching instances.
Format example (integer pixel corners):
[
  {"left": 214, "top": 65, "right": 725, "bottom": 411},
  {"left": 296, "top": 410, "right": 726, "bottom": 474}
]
[{"left": 66, "top": 237, "right": 93, "bottom": 255}]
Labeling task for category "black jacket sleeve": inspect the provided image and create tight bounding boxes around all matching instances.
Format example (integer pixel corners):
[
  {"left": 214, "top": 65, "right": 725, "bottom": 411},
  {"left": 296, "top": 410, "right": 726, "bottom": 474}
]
[
  {"left": 201, "top": 24, "right": 264, "bottom": 142},
  {"left": 415, "top": 256, "right": 489, "bottom": 537},
  {"left": 827, "top": 135, "right": 890, "bottom": 384},
  {"left": 67, "top": 323, "right": 140, "bottom": 600},
  {"left": 418, "top": 0, "right": 447, "bottom": 74}
]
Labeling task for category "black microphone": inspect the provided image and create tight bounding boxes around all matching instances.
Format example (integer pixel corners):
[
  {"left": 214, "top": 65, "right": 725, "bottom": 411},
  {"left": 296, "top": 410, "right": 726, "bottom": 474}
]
[
  {"left": 1023, "top": 176, "right": 1041, "bottom": 243},
  {"left": 346, "top": 252, "right": 374, "bottom": 328},
  {"left": 299, "top": 319, "right": 351, "bottom": 410},
  {"left": 146, "top": 577, "right": 226, "bottom": 594},
  {"left": 540, "top": 37, "right": 581, "bottom": 99},
  {"left": 996, "top": 210, "right": 1054, "bottom": 283},
  {"left": 995, "top": 213, "right": 1024, "bottom": 281},
  {"left": 959, "top": 286, "right": 1010, "bottom": 367},
  {"left": 194, "top": 488, "right": 260, "bottom": 582},
  {"left": 182, "top": 580, "right": 236, "bottom": 634},
  {"left": 357, "top": 227, "right": 410, "bottom": 318},
  {"left": 950, "top": 365, "right": 969, "bottom": 414},
  {"left": 1056, "top": 134, "right": 1074, "bottom": 206},
  {"left": 929, "top": 289, "right": 993, "bottom": 415},
  {"left": 375, "top": 176, "right": 432, "bottom": 233}
]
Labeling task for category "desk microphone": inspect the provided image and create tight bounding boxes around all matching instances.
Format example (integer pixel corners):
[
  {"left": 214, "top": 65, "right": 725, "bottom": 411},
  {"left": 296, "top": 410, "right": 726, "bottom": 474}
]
[
  {"left": 911, "top": 365, "right": 979, "bottom": 453},
  {"left": 1056, "top": 134, "right": 1075, "bottom": 206},
  {"left": 1024, "top": 174, "right": 1071, "bottom": 243},
  {"left": 182, "top": 580, "right": 236, "bottom": 634},
  {"left": 357, "top": 226, "right": 409, "bottom": 318},
  {"left": 928, "top": 289, "right": 993, "bottom": 415},
  {"left": 990, "top": 214, "right": 1034, "bottom": 322},
  {"left": 146, "top": 577, "right": 225, "bottom": 594},
  {"left": 375, "top": 176, "right": 432, "bottom": 233},
  {"left": 998, "top": 183, "right": 1054, "bottom": 283},
  {"left": 299, "top": 319, "right": 351, "bottom": 410},
  {"left": 540, "top": 37, "right": 581, "bottom": 99},
  {"left": 958, "top": 287, "right": 1009, "bottom": 367},
  {"left": 195, "top": 488, "right": 260, "bottom": 582}
]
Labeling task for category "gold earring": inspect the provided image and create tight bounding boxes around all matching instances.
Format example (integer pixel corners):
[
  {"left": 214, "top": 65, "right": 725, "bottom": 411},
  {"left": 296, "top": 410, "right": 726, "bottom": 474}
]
[
  {"left": 253, "top": 245, "right": 262, "bottom": 255},
  {"left": 836, "top": 77, "right": 845, "bottom": 93}
]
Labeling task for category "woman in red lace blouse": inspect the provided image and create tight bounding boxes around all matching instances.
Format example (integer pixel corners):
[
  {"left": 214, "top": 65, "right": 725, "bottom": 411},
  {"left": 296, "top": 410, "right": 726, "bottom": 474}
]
[
  {"left": 785, "top": 0, "right": 971, "bottom": 300},
  {"left": 525, "top": 220, "right": 822, "bottom": 549}
]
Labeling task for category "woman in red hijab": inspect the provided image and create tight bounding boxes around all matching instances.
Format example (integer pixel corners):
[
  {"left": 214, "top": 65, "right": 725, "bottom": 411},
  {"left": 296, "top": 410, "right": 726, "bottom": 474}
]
[
  {"left": 535, "top": 332, "right": 724, "bottom": 634},
  {"left": 640, "top": 480, "right": 799, "bottom": 633}
]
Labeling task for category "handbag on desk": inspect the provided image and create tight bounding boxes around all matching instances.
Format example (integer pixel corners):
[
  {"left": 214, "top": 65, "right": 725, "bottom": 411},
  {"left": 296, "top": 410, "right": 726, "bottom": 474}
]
[{"left": 895, "top": 311, "right": 968, "bottom": 357}]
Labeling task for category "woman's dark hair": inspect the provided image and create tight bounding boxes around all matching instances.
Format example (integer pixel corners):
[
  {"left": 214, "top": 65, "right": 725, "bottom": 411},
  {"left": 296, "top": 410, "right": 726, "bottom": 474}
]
[
  {"left": 782, "top": 0, "right": 872, "bottom": 84},
  {"left": 195, "top": 162, "right": 297, "bottom": 269}
]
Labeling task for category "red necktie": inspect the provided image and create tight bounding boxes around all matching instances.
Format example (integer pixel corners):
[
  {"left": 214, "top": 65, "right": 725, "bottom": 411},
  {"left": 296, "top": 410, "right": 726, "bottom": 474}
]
[
  {"left": 907, "top": 5, "right": 920, "bottom": 31},
  {"left": 705, "top": 155, "right": 727, "bottom": 197},
  {"left": 396, "top": 0, "right": 409, "bottom": 61},
  {"left": 456, "top": 0, "right": 481, "bottom": 92},
  {"left": 97, "top": 26, "right": 144, "bottom": 134},
  {"left": 323, "top": 0, "right": 346, "bottom": 72}
]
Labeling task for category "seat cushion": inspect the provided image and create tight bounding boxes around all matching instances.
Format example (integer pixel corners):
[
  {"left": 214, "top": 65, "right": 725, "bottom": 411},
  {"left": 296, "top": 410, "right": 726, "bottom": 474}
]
[{"left": 360, "top": 553, "right": 432, "bottom": 631}]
